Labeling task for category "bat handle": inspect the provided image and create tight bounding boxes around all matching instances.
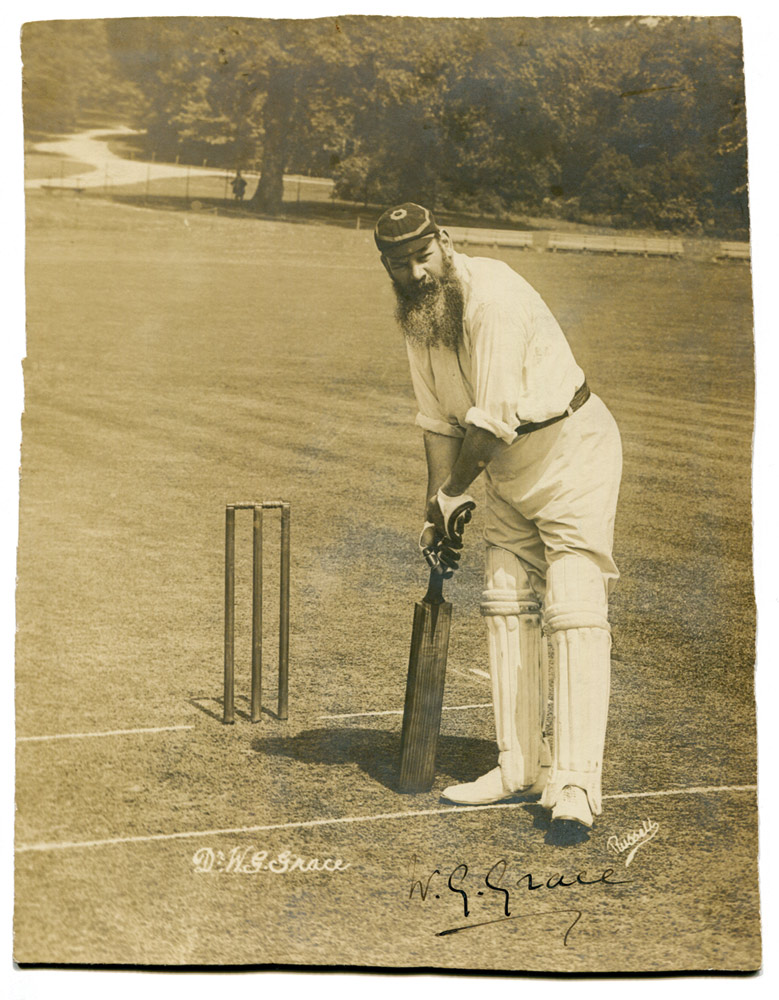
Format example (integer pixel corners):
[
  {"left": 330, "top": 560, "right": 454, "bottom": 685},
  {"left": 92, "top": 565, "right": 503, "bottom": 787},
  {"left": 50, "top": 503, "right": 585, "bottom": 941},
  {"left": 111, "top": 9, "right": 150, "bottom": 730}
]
[{"left": 423, "top": 566, "right": 446, "bottom": 605}]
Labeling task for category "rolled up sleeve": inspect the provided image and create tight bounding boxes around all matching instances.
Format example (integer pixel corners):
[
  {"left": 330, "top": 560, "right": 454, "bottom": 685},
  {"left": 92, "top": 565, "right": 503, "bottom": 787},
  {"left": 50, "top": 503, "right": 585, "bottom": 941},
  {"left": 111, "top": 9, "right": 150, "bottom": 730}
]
[
  {"left": 415, "top": 412, "right": 465, "bottom": 437},
  {"left": 464, "top": 302, "right": 529, "bottom": 444}
]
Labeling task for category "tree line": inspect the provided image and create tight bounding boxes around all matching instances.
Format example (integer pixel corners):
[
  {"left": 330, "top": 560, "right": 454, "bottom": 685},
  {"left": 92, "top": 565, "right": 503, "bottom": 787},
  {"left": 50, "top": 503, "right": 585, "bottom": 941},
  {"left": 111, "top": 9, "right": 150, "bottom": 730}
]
[{"left": 22, "top": 16, "right": 749, "bottom": 235}]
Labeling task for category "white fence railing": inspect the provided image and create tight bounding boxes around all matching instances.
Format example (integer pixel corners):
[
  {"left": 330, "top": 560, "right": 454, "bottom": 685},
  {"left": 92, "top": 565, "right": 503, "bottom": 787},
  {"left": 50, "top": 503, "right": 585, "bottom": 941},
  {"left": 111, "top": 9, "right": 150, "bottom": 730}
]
[
  {"left": 447, "top": 226, "right": 534, "bottom": 249},
  {"left": 548, "top": 232, "right": 684, "bottom": 257},
  {"left": 715, "top": 241, "right": 750, "bottom": 261}
]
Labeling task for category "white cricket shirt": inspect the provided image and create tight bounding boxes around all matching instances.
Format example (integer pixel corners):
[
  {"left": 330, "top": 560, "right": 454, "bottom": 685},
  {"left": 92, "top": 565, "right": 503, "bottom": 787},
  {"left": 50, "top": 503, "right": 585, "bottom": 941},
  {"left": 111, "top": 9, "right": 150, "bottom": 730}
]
[{"left": 406, "top": 252, "right": 585, "bottom": 444}]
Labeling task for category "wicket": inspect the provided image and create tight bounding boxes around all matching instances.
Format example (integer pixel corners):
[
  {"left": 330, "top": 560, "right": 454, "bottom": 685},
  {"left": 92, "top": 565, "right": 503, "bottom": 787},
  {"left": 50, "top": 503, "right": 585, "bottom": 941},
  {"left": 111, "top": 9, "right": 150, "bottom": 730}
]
[{"left": 223, "top": 501, "right": 290, "bottom": 724}]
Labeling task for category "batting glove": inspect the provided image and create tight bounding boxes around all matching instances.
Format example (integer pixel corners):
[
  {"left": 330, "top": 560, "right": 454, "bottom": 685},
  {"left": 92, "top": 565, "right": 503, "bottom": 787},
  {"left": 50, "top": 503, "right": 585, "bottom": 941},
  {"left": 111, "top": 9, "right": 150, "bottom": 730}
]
[
  {"left": 419, "top": 521, "right": 462, "bottom": 577},
  {"left": 425, "top": 488, "right": 477, "bottom": 544}
]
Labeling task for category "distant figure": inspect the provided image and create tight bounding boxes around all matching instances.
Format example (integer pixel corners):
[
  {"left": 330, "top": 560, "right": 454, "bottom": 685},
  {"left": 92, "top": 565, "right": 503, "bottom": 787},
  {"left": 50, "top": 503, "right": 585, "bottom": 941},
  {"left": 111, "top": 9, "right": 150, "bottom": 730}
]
[{"left": 231, "top": 170, "right": 247, "bottom": 202}]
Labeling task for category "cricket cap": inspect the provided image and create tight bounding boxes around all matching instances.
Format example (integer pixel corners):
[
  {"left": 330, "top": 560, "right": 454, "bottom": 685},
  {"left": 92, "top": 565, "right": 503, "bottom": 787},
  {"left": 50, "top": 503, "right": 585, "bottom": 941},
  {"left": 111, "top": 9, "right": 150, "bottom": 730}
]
[{"left": 374, "top": 203, "right": 439, "bottom": 256}]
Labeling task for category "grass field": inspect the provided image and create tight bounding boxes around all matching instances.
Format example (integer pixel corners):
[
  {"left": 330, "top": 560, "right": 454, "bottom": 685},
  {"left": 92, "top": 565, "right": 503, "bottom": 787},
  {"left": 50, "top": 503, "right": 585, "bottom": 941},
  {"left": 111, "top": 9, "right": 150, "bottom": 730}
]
[
  {"left": 24, "top": 151, "right": 98, "bottom": 182},
  {"left": 14, "top": 190, "right": 758, "bottom": 971}
]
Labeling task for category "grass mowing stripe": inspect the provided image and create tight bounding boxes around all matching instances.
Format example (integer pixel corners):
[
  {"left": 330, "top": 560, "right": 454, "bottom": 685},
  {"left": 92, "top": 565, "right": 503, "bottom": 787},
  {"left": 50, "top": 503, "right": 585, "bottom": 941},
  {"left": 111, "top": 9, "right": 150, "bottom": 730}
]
[
  {"left": 15, "top": 783, "right": 757, "bottom": 854},
  {"left": 17, "top": 725, "right": 194, "bottom": 743}
]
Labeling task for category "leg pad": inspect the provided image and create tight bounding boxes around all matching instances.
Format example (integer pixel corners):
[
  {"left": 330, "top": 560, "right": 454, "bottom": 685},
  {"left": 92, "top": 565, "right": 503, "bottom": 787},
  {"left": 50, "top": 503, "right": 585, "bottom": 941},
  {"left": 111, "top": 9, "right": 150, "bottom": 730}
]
[
  {"left": 541, "top": 626, "right": 611, "bottom": 815},
  {"left": 481, "top": 547, "right": 549, "bottom": 791}
]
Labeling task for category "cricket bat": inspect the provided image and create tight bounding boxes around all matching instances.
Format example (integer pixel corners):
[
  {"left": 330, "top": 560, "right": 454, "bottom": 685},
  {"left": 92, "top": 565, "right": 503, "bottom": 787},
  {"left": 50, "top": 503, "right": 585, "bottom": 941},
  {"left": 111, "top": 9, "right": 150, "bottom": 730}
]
[{"left": 397, "top": 565, "right": 452, "bottom": 793}]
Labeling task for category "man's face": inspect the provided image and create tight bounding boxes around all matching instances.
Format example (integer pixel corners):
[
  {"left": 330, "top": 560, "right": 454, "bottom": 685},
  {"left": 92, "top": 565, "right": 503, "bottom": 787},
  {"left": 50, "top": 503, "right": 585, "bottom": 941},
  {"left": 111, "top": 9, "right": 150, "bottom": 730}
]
[
  {"left": 382, "top": 232, "right": 464, "bottom": 350},
  {"left": 381, "top": 233, "right": 452, "bottom": 301}
]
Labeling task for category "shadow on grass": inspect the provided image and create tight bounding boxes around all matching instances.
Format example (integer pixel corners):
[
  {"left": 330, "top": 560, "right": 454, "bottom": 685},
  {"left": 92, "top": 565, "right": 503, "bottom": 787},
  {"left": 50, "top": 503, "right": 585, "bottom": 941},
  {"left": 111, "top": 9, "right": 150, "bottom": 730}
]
[
  {"left": 523, "top": 802, "right": 591, "bottom": 847},
  {"left": 188, "top": 696, "right": 284, "bottom": 725},
  {"left": 98, "top": 192, "right": 378, "bottom": 229},
  {"left": 92, "top": 190, "right": 546, "bottom": 233},
  {"left": 248, "top": 726, "right": 497, "bottom": 793}
]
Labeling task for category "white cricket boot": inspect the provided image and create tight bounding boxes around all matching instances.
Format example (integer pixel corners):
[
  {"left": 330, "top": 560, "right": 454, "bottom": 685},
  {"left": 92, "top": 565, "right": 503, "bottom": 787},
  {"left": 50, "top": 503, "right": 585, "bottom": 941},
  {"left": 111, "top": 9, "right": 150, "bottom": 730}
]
[
  {"left": 551, "top": 784, "right": 594, "bottom": 828},
  {"left": 442, "top": 738, "right": 550, "bottom": 805}
]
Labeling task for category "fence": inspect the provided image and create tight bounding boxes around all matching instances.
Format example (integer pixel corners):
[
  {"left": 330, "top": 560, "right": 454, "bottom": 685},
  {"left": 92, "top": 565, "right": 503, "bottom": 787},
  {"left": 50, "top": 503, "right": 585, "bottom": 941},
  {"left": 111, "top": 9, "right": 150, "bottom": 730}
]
[{"left": 547, "top": 233, "right": 684, "bottom": 257}]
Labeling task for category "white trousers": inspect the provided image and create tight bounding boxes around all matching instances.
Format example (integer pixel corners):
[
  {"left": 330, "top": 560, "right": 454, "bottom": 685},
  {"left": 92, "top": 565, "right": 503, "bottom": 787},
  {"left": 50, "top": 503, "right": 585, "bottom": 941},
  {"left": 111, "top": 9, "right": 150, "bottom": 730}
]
[
  {"left": 483, "top": 394, "right": 622, "bottom": 813},
  {"left": 484, "top": 393, "right": 622, "bottom": 591}
]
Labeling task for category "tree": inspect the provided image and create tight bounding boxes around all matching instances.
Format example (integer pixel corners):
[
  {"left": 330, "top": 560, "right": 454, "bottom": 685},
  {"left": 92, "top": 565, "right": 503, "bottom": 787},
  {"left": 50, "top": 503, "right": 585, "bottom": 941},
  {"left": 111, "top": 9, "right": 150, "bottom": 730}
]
[
  {"left": 98, "top": 15, "right": 748, "bottom": 231},
  {"left": 21, "top": 19, "right": 141, "bottom": 135},
  {"left": 106, "top": 16, "right": 370, "bottom": 215}
]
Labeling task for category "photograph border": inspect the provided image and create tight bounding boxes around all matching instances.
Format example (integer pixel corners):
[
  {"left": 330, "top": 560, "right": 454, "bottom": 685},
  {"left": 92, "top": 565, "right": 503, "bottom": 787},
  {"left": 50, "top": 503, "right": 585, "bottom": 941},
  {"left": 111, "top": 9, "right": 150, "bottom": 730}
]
[{"left": 5, "top": 1, "right": 775, "bottom": 994}]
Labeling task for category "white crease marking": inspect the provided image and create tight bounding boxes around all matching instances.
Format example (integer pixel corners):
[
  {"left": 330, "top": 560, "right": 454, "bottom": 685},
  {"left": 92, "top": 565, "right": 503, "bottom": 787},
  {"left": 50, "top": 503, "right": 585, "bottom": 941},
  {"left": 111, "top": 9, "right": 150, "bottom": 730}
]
[
  {"left": 16, "top": 784, "right": 757, "bottom": 854},
  {"left": 606, "top": 785, "right": 756, "bottom": 800},
  {"left": 17, "top": 725, "right": 194, "bottom": 743},
  {"left": 319, "top": 703, "right": 492, "bottom": 720}
]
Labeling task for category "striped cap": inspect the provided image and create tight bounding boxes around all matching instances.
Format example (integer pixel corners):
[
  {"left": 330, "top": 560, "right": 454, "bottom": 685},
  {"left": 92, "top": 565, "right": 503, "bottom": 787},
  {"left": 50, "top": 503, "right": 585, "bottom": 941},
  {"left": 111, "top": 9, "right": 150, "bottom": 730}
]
[{"left": 374, "top": 203, "right": 439, "bottom": 254}]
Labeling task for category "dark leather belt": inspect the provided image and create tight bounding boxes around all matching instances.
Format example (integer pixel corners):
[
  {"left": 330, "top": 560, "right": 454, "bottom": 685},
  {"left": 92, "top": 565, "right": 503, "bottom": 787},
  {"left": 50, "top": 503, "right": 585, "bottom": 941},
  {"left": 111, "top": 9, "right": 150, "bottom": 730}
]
[{"left": 515, "top": 381, "right": 591, "bottom": 436}]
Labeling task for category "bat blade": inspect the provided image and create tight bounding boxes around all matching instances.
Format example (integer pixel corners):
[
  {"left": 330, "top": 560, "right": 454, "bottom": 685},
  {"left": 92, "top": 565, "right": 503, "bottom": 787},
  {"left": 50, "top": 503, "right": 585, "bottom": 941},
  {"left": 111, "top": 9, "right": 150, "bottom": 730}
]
[{"left": 398, "top": 572, "right": 452, "bottom": 793}]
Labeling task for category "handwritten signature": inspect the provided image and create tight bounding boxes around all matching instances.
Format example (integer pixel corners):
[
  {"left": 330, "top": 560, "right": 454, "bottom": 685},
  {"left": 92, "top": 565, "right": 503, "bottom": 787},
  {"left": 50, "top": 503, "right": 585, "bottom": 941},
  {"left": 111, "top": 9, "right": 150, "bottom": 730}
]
[
  {"left": 193, "top": 846, "right": 350, "bottom": 874},
  {"left": 408, "top": 857, "right": 631, "bottom": 945},
  {"left": 607, "top": 818, "right": 659, "bottom": 866}
]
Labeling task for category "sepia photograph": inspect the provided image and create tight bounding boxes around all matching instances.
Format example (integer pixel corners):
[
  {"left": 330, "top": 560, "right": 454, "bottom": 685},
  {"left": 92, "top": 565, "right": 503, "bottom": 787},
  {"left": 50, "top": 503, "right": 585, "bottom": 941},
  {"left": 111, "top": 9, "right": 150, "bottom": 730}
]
[{"left": 10, "top": 3, "right": 767, "bottom": 980}]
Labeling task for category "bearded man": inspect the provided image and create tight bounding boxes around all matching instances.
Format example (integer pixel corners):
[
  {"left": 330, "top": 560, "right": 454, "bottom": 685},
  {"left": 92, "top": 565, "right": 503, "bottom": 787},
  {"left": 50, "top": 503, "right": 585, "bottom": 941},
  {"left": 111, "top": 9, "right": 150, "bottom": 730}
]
[{"left": 375, "top": 203, "right": 622, "bottom": 831}]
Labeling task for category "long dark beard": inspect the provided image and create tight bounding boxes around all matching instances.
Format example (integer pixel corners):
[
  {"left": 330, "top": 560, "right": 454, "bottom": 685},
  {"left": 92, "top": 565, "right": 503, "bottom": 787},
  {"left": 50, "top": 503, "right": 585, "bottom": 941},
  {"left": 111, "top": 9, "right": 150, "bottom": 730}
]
[{"left": 393, "top": 258, "right": 464, "bottom": 351}]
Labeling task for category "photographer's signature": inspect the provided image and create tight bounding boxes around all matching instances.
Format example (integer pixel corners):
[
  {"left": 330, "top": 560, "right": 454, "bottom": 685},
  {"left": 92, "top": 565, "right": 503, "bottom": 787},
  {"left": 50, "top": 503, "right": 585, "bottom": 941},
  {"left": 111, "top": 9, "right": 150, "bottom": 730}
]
[{"left": 607, "top": 819, "right": 659, "bottom": 866}]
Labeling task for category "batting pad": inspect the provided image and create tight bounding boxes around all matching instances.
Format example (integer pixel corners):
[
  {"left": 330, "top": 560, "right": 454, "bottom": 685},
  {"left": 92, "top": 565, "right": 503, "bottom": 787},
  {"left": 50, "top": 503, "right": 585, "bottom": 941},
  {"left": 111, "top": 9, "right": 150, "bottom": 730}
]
[
  {"left": 540, "top": 625, "right": 611, "bottom": 815},
  {"left": 544, "top": 552, "right": 610, "bottom": 632},
  {"left": 481, "top": 546, "right": 548, "bottom": 790}
]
